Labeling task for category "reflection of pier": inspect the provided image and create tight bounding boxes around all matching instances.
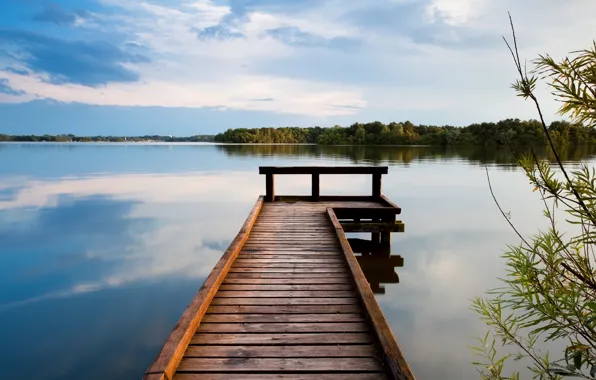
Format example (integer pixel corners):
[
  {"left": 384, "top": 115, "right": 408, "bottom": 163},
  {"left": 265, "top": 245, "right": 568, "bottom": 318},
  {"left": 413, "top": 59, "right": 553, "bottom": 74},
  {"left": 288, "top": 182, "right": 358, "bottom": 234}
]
[{"left": 349, "top": 238, "right": 404, "bottom": 294}]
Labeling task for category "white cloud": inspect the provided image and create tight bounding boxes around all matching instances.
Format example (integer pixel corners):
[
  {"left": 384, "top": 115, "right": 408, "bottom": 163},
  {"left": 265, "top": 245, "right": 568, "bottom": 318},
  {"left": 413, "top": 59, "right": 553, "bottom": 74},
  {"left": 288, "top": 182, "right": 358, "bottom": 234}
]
[
  {"left": 3, "top": 0, "right": 596, "bottom": 124},
  {"left": 1, "top": 70, "right": 366, "bottom": 117},
  {"left": 426, "top": 0, "right": 488, "bottom": 25}
]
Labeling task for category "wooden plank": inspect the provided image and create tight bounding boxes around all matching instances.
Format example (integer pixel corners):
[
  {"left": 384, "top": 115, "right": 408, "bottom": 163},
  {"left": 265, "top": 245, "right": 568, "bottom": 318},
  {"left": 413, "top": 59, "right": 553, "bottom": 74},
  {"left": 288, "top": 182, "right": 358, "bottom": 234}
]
[
  {"left": 259, "top": 166, "right": 388, "bottom": 175},
  {"left": 215, "top": 290, "right": 355, "bottom": 298},
  {"left": 190, "top": 333, "right": 374, "bottom": 345},
  {"left": 332, "top": 207, "right": 400, "bottom": 219},
  {"left": 219, "top": 284, "right": 352, "bottom": 291},
  {"left": 237, "top": 254, "right": 343, "bottom": 259},
  {"left": 273, "top": 196, "right": 381, "bottom": 203},
  {"left": 233, "top": 258, "right": 344, "bottom": 264},
  {"left": 177, "top": 357, "right": 382, "bottom": 372},
  {"left": 341, "top": 221, "right": 405, "bottom": 233},
  {"left": 228, "top": 268, "right": 347, "bottom": 273},
  {"left": 327, "top": 208, "right": 415, "bottom": 380},
  {"left": 143, "top": 196, "right": 264, "bottom": 380},
  {"left": 312, "top": 172, "right": 320, "bottom": 201},
  {"left": 207, "top": 305, "right": 361, "bottom": 314},
  {"left": 239, "top": 251, "right": 341, "bottom": 256},
  {"left": 201, "top": 314, "right": 364, "bottom": 323},
  {"left": 222, "top": 278, "right": 353, "bottom": 285},
  {"left": 232, "top": 263, "right": 344, "bottom": 268},
  {"left": 226, "top": 273, "right": 350, "bottom": 279},
  {"left": 210, "top": 298, "right": 358, "bottom": 305},
  {"left": 248, "top": 235, "right": 336, "bottom": 238},
  {"left": 380, "top": 194, "right": 402, "bottom": 209},
  {"left": 244, "top": 240, "right": 337, "bottom": 243},
  {"left": 184, "top": 344, "right": 376, "bottom": 357},
  {"left": 198, "top": 322, "right": 369, "bottom": 333},
  {"left": 241, "top": 247, "right": 340, "bottom": 251},
  {"left": 175, "top": 374, "right": 387, "bottom": 380},
  {"left": 232, "top": 263, "right": 344, "bottom": 269}
]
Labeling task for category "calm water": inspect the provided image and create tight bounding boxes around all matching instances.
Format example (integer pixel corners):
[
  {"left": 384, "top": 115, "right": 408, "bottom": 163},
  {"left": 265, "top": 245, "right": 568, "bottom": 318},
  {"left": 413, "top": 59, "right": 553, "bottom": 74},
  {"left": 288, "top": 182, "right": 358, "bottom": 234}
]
[{"left": 1, "top": 143, "right": 595, "bottom": 380}]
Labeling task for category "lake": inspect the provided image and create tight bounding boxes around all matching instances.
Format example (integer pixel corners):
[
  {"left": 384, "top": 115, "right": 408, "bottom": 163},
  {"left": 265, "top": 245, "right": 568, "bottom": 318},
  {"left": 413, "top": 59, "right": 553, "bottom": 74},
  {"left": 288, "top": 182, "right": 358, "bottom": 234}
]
[{"left": 1, "top": 143, "right": 594, "bottom": 380}]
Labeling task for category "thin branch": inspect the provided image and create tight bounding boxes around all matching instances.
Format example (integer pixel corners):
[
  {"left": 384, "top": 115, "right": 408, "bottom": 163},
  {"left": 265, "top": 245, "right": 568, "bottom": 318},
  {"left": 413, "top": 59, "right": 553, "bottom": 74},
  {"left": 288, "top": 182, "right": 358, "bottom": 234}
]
[
  {"left": 505, "top": 12, "right": 596, "bottom": 227},
  {"left": 485, "top": 165, "right": 531, "bottom": 248}
]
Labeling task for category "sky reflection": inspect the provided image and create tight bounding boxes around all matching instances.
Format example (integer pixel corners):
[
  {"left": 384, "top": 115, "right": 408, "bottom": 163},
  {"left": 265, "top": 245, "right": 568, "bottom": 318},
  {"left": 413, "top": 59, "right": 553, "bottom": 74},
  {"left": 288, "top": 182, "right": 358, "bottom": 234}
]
[{"left": 0, "top": 143, "right": 588, "bottom": 379}]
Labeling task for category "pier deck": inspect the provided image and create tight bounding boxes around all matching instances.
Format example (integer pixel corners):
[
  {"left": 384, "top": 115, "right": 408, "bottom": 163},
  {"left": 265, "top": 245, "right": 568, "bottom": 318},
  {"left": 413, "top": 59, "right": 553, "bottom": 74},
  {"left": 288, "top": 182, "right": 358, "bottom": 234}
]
[{"left": 144, "top": 167, "right": 415, "bottom": 380}]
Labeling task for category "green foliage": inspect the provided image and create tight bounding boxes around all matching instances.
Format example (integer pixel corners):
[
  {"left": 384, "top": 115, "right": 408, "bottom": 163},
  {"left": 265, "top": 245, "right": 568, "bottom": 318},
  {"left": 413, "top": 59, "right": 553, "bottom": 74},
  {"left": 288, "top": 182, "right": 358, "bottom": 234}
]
[
  {"left": 213, "top": 119, "right": 596, "bottom": 146},
  {"left": 535, "top": 42, "right": 596, "bottom": 128},
  {"left": 472, "top": 17, "right": 596, "bottom": 380}
]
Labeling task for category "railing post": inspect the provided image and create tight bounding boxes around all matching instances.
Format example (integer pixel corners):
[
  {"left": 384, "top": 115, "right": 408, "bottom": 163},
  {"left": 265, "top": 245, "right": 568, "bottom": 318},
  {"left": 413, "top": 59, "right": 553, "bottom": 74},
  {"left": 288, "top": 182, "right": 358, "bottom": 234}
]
[
  {"left": 312, "top": 173, "right": 320, "bottom": 202},
  {"left": 372, "top": 173, "right": 382, "bottom": 198},
  {"left": 265, "top": 174, "right": 275, "bottom": 202}
]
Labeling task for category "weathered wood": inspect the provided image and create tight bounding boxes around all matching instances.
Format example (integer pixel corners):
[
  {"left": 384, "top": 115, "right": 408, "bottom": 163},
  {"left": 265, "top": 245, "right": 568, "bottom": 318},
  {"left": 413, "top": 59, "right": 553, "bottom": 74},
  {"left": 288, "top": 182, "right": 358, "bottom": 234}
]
[
  {"left": 265, "top": 173, "right": 275, "bottom": 202},
  {"left": 207, "top": 305, "right": 362, "bottom": 314},
  {"left": 237, "top": 254, "right": 343, "bottom": 260},
  {"left": 380, "top": 194, "right": 401, "bottom": 209},
  {"left": 327, "top": 208, "right": 415, "bottom": 380},
  {"left": 184, "top": 344, "right": 375, "bottom": 357},
  {"left": 312, "top": 173, "right": 320, "bottom": 201},
  {"left": 228, "top": 267, "right": 346, "bottom": 273},
  {"left": 372, "top": 172, "right": 382, "bottom": 197},
  {"left": 232, "top": 263, "right": 344, "bottom": 268},
  {"left": 211, "top": 297, "right": 359, "bottom": 305},
  {"left": 148, "top": 174, "right": 413, "bottom": 380},
  {"left": 273, "top": 196, "right": 382, "bottom": 203},
  {"left": 341, "top": 221, "right": 405, "bottom": 233},
  {"left": 222, "top": 278, "right": 353, "bottom": 285},
  {"left": 190, "top": 333, "right": 374, "bottom": 345},
  {"left": 226, "top": 273, "right": 351, "bottom": 279},
  {"left": 215, "top": 290, "right": 354, "bottom": 298},
  {"left": 259, "top": 166, "right": 388, "bottom": 175},
  {"left": 333, "top": 207, "right": 400, "bottom": 219},
  {"left": 198, "top": 322, "right": 369, "bottom": 333},
  {"left": 233, "top": 258, "right": 344, "bottom": 264},
  {"left": 143, "top": 197, "right": 264, "bottom": 380},
  {"left": 201, "top": 313, "right": 364, "bottom": 323},
  {"left": 219, "top": 284, "right": 353, "bottom": 291},
  {"left": 177, "top": 357, "right": 383, "bottom": 372},
  {"left": 239, "top": 251, "right": 341, "bottom": 256},
  {"left": 175, "top": 374, "right": 387, "bottom": 380}
]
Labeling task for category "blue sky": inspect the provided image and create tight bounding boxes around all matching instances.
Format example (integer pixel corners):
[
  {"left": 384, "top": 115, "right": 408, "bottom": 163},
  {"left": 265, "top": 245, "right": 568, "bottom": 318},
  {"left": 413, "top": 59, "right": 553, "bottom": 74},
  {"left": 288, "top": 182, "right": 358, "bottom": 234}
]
[{"left": 0, "top": 0, "right": 595, "bottom": 135}]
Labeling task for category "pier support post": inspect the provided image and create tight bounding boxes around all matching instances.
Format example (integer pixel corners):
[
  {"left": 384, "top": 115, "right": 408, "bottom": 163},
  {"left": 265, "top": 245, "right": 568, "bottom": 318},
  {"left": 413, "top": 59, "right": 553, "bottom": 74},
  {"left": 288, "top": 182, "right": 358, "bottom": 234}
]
[
  {"left": 265, "top": 174, "right": 275, "bottom": 202},
  {"left": 312, "top": 173, "right": 320, "bottom": 201}
]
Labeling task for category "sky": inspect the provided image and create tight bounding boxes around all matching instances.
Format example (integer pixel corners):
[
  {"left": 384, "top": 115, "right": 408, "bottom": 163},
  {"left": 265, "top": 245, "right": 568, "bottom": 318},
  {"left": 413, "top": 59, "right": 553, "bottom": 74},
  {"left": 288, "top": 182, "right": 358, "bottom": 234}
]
[{"left": 0, "top": 0, "right": 595, "bottom": 136}]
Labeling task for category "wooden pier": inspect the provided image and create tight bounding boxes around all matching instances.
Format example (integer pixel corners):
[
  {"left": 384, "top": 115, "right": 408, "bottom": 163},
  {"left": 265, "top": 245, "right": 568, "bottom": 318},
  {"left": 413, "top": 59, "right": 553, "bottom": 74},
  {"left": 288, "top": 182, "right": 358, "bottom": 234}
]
[{"left": 144, "top": 166, "right": 415, "bottom": 380}]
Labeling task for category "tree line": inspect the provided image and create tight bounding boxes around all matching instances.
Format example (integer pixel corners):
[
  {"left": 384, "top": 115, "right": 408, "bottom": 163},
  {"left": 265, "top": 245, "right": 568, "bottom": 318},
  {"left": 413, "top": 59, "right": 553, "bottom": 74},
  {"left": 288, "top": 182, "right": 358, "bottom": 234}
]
[{"left": 214, "top": 118, "right": 596, "bottom": 146}]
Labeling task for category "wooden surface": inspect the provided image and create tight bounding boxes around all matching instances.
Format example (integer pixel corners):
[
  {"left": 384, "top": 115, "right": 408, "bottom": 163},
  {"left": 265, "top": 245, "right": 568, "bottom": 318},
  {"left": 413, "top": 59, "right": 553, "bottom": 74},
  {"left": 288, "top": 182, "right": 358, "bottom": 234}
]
[
  {"left": 143, "top": 197, "right": 264, "bottom": 380},
  {"left": 259, "top": 166, "right": 388, "bottom": 175},
  {"left": 328, "top": 208, "right": 415, "bottom": 380},
  {"left": 147, "top": 196, "right": 413, "bottom": 380}
]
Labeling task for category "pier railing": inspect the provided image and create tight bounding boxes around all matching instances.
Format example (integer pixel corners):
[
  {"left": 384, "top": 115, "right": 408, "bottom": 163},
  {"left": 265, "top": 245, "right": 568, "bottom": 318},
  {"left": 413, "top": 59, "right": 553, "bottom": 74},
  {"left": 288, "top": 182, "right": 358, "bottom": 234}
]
[{"left": 259, "top": 166, "right": 388, "bottom": 202}]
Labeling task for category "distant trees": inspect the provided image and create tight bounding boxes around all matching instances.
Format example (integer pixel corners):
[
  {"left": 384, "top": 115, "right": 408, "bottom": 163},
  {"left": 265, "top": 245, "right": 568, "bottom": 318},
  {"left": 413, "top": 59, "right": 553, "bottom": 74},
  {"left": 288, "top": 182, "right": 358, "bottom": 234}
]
[{"left": 213, "top": 119, "right": 596, "bottom": 146}]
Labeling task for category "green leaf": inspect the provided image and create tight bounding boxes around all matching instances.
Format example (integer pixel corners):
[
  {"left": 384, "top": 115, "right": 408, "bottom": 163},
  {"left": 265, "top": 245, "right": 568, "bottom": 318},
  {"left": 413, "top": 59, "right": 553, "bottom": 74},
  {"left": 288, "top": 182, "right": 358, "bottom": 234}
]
[{"left": 573, "top": 351, "right": 582, "bottom": 370}]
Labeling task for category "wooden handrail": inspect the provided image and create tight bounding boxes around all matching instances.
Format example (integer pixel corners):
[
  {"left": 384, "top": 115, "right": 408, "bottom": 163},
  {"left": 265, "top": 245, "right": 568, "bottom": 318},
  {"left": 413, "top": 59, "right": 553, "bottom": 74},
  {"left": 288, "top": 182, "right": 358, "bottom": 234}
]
[
  {"left": 259, "top": 166, "right": 388, "bottom": 202},
  {"left": 259, "top": 166, "right": 388, "bottom": 175}
]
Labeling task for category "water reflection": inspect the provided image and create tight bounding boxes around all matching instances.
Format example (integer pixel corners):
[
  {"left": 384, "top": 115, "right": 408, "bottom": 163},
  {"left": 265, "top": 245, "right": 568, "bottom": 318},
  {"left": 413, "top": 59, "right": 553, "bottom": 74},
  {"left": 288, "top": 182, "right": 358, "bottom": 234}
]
[
  {"left": 0, "top": 143, "right": 591, "bottom": 380},
  {"left": 217, "top": 143, "right": 596, "bottom": 166}
]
